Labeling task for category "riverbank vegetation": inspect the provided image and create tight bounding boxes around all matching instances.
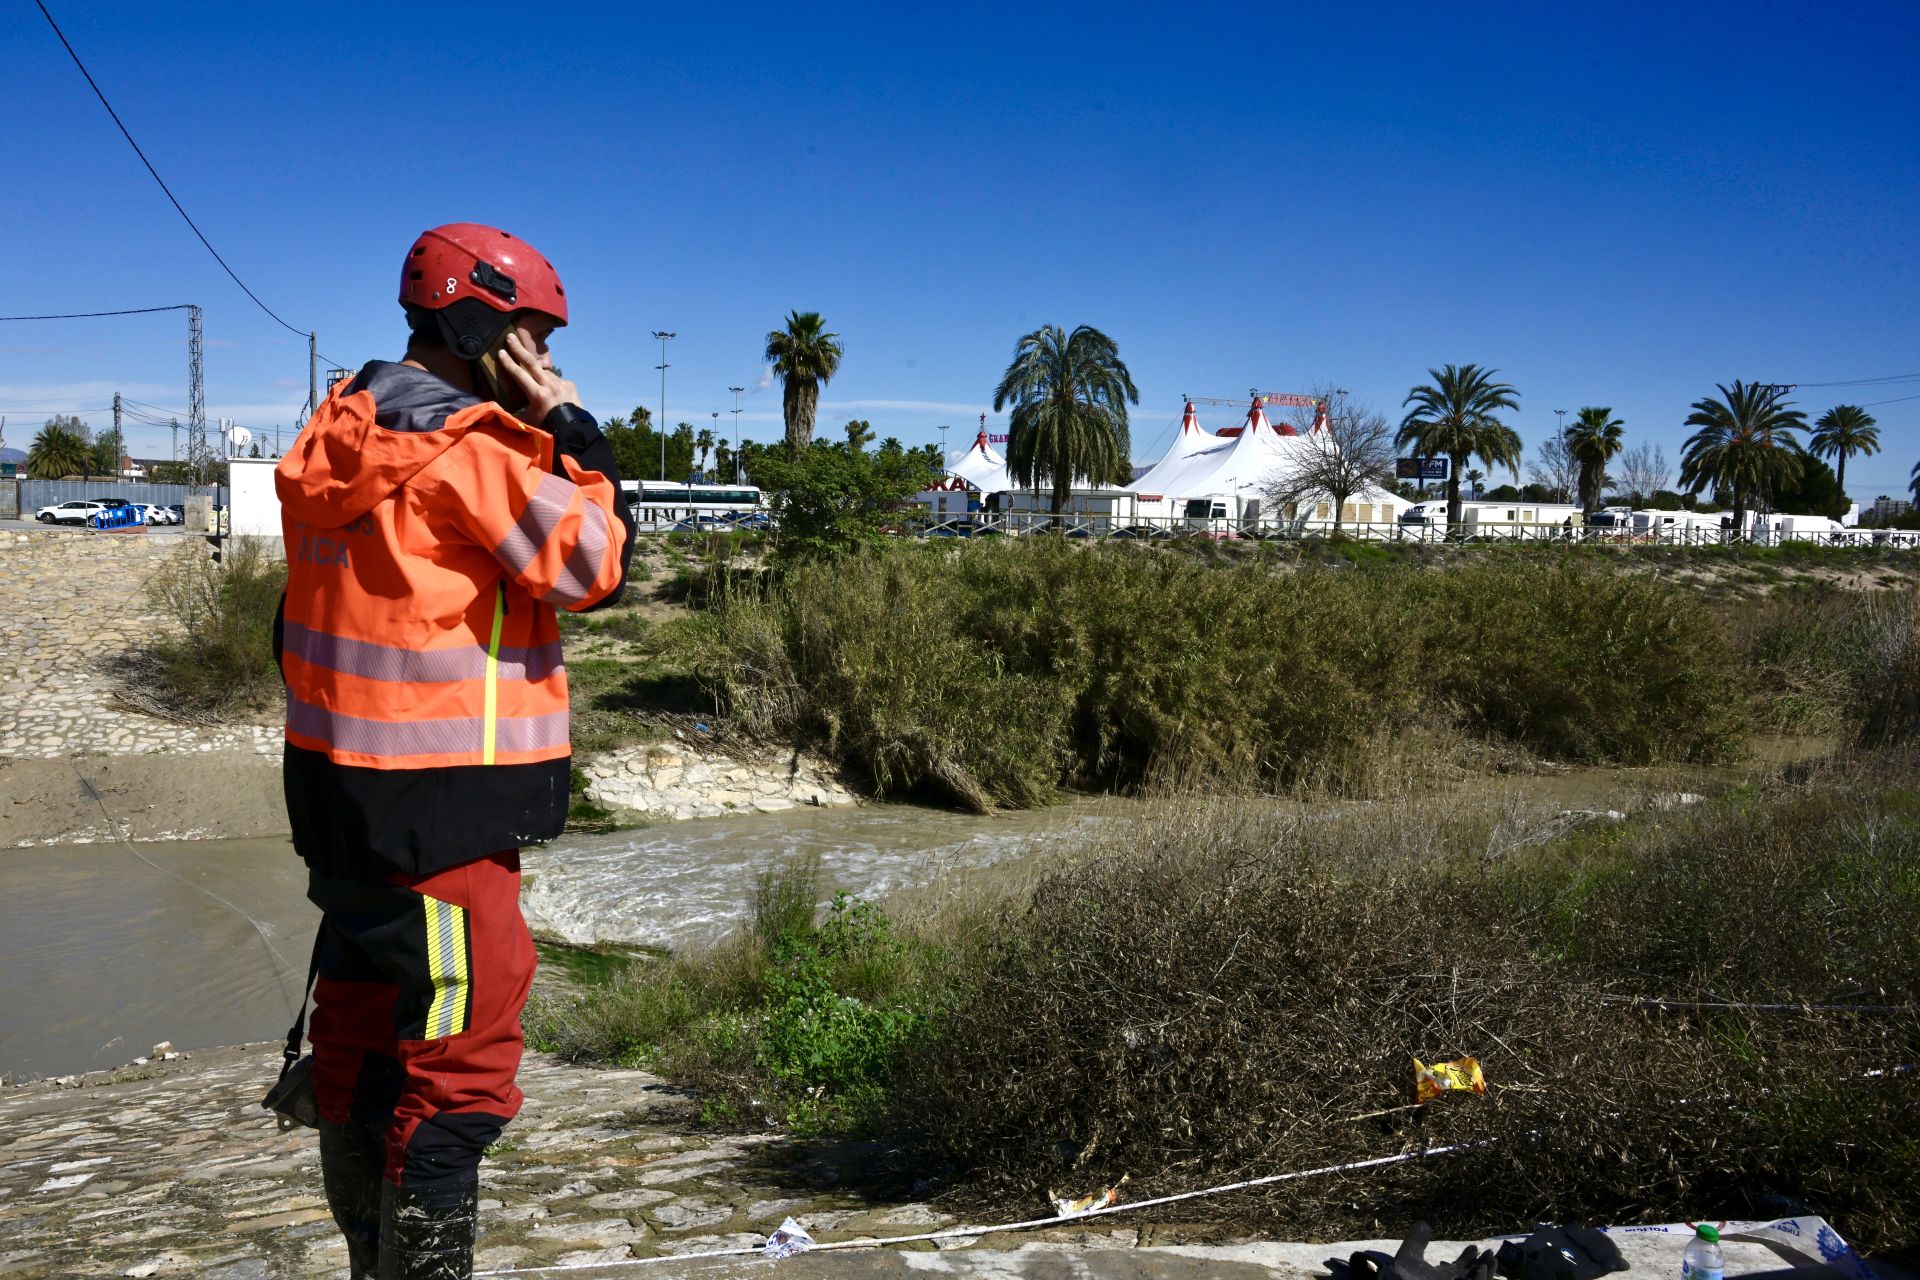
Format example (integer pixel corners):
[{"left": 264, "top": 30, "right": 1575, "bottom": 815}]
[
  {"left": 525, "top": 745, "right": 1920, "bottom": 1251},
  {"left": 684, "top": 542, "right": 1768, "bottom": 809},
  {"left": 125, "top": 537, "right": 288, "bottom": 720}
]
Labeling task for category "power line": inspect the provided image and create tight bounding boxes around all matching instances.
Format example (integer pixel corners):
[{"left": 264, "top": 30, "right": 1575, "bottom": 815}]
[
  {"left": 0, "top": 305, "right": 191, "bottom": 321},
  {"left": 1860, "top": 393, "right": 1920, "bottom": 408},
  {"left": 32, "top": 0, "right": 316, "bottom": 345},
  {"left": 1791, "top": 372, "right": 1920, "bottom": 388}
]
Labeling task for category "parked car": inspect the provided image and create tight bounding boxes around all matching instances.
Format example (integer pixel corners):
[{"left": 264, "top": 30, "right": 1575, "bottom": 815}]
[
  {"left": 144, "top": 502, "right": 180, "bottom": 525},
  {"left": 36, "top": 500, "right": 113, "bottom": 525},
  {"left": 88, "top": 497, "right": 132, "bottom": 507},
  {"left": 166, "top": 504, "right": 186, "bottom": 525}
]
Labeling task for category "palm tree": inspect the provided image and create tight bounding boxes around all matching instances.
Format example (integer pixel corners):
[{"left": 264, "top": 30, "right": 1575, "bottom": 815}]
[
  {"left": 1465, "top": 467, "right": 1485, "bottom": 499},
  {"left": 1678, "top": 381, "right": 1807, "bottom": 533},
  {"left": 1809, "top": 405, "right": 1879, "bottom": 500},
  {"left": 27, "top": 419, "right": 89, "bottom": 480},
  {"left": 992, "top": 325, "right": 1139, "bottom": 519},
  {"left": 695, "top": 426, "right": 715, "bottom": 477},
  {"left": 764, "top": 311, "right": 843, "bottom": 452},
  {"left": 1396, "top": 364, "right": 1523, "bottom": 528},
  {"left": 1564, "top": 406, "right": 1626, "bottom": 516}
]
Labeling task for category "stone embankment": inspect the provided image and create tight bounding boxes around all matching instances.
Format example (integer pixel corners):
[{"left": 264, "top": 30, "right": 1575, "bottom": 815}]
[
  {"left": 0, "top": 528, "right": 859, "bottom": 847},
  {"left": 581, "top": 741, "right": 856, "bottom": 821},
  {"left": 0, "top": 529, "right": 280, "bottom": 761}
]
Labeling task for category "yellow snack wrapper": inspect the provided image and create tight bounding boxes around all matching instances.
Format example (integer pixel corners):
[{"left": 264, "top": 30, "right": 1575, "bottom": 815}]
[{"left": 1414, "top": 1055, "right": 1486, "bottom": 1103}]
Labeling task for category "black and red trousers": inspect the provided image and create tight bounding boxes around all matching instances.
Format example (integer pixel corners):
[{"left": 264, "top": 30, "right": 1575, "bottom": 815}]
[{"left": 306, "top": 850, "right": 534, "bottom": 1194}]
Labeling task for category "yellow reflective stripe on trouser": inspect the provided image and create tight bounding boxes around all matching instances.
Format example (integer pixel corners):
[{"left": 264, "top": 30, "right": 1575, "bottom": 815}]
[
  {"left": 421, "top": 894, "right": 470, "bottom": 1039},
  {"left": 482, "top": 583, "right": 505, "bottom": 765}
]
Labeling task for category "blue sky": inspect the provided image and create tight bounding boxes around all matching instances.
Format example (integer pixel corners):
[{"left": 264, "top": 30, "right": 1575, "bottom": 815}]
[{"left": 4, "top": 1, "right": 1916, "bottom": 494}]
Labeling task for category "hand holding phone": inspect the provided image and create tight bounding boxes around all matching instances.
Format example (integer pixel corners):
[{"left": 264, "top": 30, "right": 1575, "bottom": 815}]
[{"left": 497, "top": 328, "right": 581, "bottom": 425}]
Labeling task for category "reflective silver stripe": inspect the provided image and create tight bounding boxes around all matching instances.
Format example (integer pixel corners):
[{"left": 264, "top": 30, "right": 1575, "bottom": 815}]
[
  {"left": 493, "top": 473, "right": 577, "bottom": 577},
  {"left": 432, "top": 901, "right": 459, "bottom": 1038},
  {"left": 287, "top": 697, "right": 569, "bottom": 759},
  {"left": 546, "top": 500, "right": 610, "bottom": 607},
  {"left": 283, "top": 621, "right": 562, "bottom": 683}
]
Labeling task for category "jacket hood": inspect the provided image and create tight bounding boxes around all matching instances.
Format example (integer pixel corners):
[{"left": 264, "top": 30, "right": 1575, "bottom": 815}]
[{"left": 276, "top": 362, "right": 489, "bottom": 525}]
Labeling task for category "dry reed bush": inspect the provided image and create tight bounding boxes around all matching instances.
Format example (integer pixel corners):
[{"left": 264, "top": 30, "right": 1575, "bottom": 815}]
[
  {"left": 1729, "top": 587, "right": 1879, "bottom": 735},
  {"left": 895, "top": 775, "right": 1920, "bottom": 1249},
  {"left": 685, "top": 543, "right": 1750, "bottom": 810},
  {"left": 1858, "top": 589, "right": 1920, "bottom": 747}
]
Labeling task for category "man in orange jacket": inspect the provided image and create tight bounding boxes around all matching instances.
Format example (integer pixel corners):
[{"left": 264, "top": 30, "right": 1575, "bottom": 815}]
[{"left": 275, "top": 223, "right": 634, "bottom": 1279}]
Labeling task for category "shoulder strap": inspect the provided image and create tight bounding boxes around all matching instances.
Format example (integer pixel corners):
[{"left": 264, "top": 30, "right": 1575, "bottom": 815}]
[{"left": 280, "top": 925, "right": 324, "bottom": 1074}]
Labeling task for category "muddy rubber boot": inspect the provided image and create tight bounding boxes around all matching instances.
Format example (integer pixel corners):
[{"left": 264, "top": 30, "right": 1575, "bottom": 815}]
[
  {"left": 318, "top": 1119, "right": 385, "bottom": 1279},
  {"left": 378, "top": 1177, "right": 477, "bottom": 1280}
]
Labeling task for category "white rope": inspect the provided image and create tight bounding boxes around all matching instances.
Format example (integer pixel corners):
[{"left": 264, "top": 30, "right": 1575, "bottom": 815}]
[{"left": 474, "top": 1138, "right": 1489, "bottom": 1277}]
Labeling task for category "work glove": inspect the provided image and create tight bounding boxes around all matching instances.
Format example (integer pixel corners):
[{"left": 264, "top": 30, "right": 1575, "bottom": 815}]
[
  {"left": 1351, "top": 1222, "right": 1497, "bottom": 1280},
  {"left": 1495, "top": 1223, "right": 1628, "bottom": 1280}
]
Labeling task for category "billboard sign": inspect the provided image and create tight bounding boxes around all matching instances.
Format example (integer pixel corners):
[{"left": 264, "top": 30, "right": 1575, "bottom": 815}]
[{"left": 1395, "top": 457, "right": 1449, "bottom": 481}]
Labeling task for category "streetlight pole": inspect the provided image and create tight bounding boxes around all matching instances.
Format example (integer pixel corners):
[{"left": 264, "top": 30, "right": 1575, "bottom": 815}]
[
  {"left": 652, "top": 330, "right": 676, "bottom": 483},
  {"left": 939, "top": 424, "right": 949, "bottom": 466},
  {"left": 728, "top": 386, "right": 745, "bottom": 483},
  {"left": 710, "top": 412, "right": 720, "bottom": 480}
]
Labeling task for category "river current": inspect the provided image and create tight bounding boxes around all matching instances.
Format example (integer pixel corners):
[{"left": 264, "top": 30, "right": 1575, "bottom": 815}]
[{"left": 0, "top": 802, "right": 1112, "bottom": 1080}]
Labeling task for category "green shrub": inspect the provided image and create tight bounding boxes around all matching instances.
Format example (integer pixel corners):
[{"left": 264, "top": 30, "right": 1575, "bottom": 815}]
[
  {"left": 684, "top": 542, "right": 1752, "bottom": 808},
  {"left": 137, "top": 537, "right": 288, "bottom": 719},
  {"left": 525, "top": 857, "right": 937, "bottom": 1138},
  {"left": 1425, "top": 560, "right": 1751, "bottom": 762}
]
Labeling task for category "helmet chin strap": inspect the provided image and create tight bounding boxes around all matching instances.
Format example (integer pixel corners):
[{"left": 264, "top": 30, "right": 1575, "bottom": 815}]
[{"left": 431, "top": 306, "right": 527, "bottom": 414}]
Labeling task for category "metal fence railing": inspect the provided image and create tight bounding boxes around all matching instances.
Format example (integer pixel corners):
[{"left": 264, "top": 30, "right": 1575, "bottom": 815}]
[{"left": 632, "top": 509, "right": 1919, "bottom": 551}]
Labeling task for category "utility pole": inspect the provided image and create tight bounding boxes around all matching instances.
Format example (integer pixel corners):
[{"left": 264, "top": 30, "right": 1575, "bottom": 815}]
[
  {"left": 308, "top": 332, "right": 318, "bottom": 427},
  {"left": 170, "top": 419, "right": 180, "bottom": 462},
  {"left": 939, "top": 424, "right": 949, "bottom": 464},
  {"left": 651, "top": 331, "right": 675, "bottom": 483},
  {"left": 728, "top": 386, "right": 744, "bottom": 483},
  {"left": 186, "top": 305, "right": 207, "bottom": 491}
]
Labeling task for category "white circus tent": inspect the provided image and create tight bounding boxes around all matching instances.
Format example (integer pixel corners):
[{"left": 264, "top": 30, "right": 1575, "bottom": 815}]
[
  {"left": 1130, "top": 401, "right": 1219, "bottom": 496},
  {"left": 1135, "top": 401, "right": 1327, "bottom": 510},
  {"left": 947, "top": 427, "right": 1012, "bottom": 493}
]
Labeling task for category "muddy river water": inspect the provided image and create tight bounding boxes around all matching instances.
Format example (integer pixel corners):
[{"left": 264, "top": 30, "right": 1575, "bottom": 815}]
[
  {"left": 0, "top": 802, "right": 1116, "bottom": 1080},
  {"left": 1, "top": 748, "right": 1819, "bottom": 1080}
]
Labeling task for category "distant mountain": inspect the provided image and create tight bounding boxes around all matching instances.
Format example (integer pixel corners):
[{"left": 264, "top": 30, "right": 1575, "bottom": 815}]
[{"left": 0, "top": 446, "right": 25, "bottom": 463}]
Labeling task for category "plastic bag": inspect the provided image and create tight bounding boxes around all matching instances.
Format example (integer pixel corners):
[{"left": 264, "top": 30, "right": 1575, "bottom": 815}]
[
  {"left": 1414, "top": 1055, "right": 1486, "bottom": 1103},
  {"left": 763, "top": 1216, "right": 815, "bottom": 1259}
]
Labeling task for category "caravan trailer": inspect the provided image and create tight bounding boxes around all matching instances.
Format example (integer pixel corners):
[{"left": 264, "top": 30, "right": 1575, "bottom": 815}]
[
  {"left": 985, "top": 486, "right": 1142, "bottom": 535},
  {"left": 1395, "top": 500, "right": 1582, "bottom": 540},
  {"left": 1629, "top": 510, "right": 1728, "bottom": 544},
  {"left": 1456, "top": 502, "right": 1582, "bottom": 540}
]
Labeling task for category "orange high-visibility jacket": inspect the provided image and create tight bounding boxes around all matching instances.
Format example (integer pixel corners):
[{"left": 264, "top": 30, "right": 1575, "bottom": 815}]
[{"left": 276, "top": 361, "right": 630, "bottom": 874}]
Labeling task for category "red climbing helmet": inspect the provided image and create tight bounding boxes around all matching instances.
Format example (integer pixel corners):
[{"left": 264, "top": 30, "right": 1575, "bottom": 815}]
[{"left": 399, "top": 224, "right": 568, "bottom": 361}]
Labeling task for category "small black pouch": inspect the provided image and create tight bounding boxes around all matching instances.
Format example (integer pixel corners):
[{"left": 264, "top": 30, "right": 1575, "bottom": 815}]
[{"left": 261, "top": 928, "right": 323, "bottom": 1131}]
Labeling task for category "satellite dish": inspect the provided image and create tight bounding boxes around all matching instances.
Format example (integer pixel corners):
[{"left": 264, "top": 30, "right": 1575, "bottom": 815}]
[{"left": 227, "top": 426, "right": 253, "bottom": 449}]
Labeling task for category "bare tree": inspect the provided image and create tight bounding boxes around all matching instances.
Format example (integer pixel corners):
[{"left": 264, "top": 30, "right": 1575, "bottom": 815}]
[
  {"left": 1263, "top": 388, "right": 1396, "bottom": 533},
  {"left": 1525, "top": 431, "right": 1577, "bottom": 502},
  {"left": 1613, "top": 441, "right": 1671, "bottom": 503}
]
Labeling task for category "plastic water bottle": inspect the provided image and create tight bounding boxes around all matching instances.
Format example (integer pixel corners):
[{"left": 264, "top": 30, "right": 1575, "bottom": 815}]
[{"left": 1682, "top": 1223, "right": 1724, "bottom": 1280}]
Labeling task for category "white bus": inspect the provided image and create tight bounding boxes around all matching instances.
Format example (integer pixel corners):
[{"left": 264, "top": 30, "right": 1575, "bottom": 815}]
[{"left": 620, "top": 480, "right": 766, "bottom": 530}]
